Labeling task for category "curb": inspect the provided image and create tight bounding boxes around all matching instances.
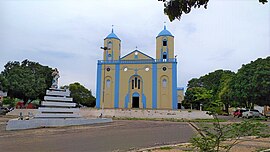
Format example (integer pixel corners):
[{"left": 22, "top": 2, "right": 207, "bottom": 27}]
[
  {"left": 188, "top": 122, "right": 206, "bottom": 137},
  {"left": 131, "top": 143, "right": 191, "bottom": 152}
]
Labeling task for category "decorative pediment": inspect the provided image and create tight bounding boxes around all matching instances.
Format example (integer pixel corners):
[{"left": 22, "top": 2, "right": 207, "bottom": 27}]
[{"left": 121, "top": 50, "right": 154, "bottom": 60}]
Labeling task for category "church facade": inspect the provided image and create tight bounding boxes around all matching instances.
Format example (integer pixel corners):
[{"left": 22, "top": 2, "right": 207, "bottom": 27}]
[{"left": 96, "top": 26, "right": 179, "bottom": 109}]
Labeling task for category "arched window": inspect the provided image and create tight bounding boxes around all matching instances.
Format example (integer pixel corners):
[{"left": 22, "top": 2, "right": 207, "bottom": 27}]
[
  {"left": 108, "top": 41, "right": 112, "bottom": 49},
  {"left": 162, "top": 79, "right": 167, "bottom": 88},
  {"left": 131, "top": 77, "right": 141, "bottom": 89},
  {"left": 163, "top": 52, "right": 167, "bottom": 60},
  {"left": 163, "top": 39, "right": 167, "bottom": 46},
  {"left": 135, "top": 77, "right": 137, "bottom": 88},
  {"left": 108, "top": 54, "right": 112, "bottom": 60},
  {"left": 106, "top": 79, "right": 111, "bottom": 88}
]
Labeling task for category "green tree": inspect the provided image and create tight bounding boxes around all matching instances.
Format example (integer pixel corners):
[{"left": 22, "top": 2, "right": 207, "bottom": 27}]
[
  {"left": 184, "top": 70, "right": 235, "bottom": 112},
  {"left": 159, "top": 0, "right": 268, "bottom": 21},
  {"left": 1, "top": 59, "right": 52, "bottom": 103},
  {"left": 230, "top": 57, "right": 270, "bottom": 108},
  {"left": 184, "top": 87, "right": 212, "bottom": 110},
  {"left": 217, "top": 72, "right": 236, "bottom": 113},
  {"left": 68, "top": 82, "right": 96, "bottom": 107}
]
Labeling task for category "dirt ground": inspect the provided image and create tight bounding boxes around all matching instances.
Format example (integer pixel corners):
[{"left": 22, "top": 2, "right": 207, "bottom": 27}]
[
  {"left": 150, "top": 137, "right": 270, "bottom": 152},
  {"left": 1, "top": 115, "right": 270, "bottom": 152},
  {"left": 0, "top": 115, "right": 195, "bottom": 152}
]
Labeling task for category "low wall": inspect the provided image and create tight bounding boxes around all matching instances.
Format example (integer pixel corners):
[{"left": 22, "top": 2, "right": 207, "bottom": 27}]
[
  {"left": 7, "top": 109, "right": 38, "bottom": 116},
  {"left": 7, "top": 108, "right": 213, "bottom": 119},
  {"left": 80, "top": 108, "right": 213, "bottom": 119}
]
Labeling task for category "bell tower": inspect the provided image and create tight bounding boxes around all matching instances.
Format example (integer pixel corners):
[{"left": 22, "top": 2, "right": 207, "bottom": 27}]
[
  {"left": 156, "top": 25, "right": 174, "bottom": 60},
  {"left": 104, "top": 28, "right": 121, "bottom": 60}
]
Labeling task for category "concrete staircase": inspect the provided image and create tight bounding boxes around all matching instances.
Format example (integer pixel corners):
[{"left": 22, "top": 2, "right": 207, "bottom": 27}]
[{"left": 35, "top": 88, "right": 80, "bottom": 118}]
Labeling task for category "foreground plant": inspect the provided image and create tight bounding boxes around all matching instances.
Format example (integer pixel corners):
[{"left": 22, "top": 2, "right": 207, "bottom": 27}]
[{"left": 191, "top": 112, "right": 269, "bottom": 152}]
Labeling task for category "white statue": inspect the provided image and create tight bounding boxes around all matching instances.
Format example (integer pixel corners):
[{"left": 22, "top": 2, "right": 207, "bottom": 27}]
[{"left": 51, "top": 68, "right": 60, "bottom": 89}]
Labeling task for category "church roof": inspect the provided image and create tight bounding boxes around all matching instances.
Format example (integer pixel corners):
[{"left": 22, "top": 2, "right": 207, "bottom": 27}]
[
  {"left": 105, "top": 29, "right": 121, "bottom": 41},
  {"left": 157, "top": 25, "right": 174, "bottom": 38},
  {"left": 121, "top": 50, "right": 154, "bottom": 60}
]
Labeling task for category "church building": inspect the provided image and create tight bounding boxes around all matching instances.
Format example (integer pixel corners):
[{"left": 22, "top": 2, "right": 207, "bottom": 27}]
[{"left": 96, "top": 26, "right": 179, "bottom": 109}]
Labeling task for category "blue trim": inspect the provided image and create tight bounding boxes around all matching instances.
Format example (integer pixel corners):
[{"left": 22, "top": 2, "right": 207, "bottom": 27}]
[
  {"left": 132, "top": 92, "right": 140, "bottom": 97},
  {"left": 105, "top": 28, "right": 121, "bottom": 41},
  {"left": 152, "top": 63, "right": 157, "bottom": 109},
  {"left": 98, "top": 58, "right": 176, "bottom": 64},
  {"left": 172, "top": 62, "right": 177, "bottom": 109},
  {"left": 96, "top": 64, "right": 102, "bottom": 108},
  {"left": 177, "top": 87, "right": 184, "bottom": 90},
  {"left": 121, "top": 50, "right": 154, "bottom": 60},
  {"left": 114, "top": 64, "right": 120, "bottom": 108},
  {"left": 125, "top": 93, "right": 129, "bottom": 108},
  {"left": 157, "top": 25, "right": 174, "bottom": 38},
  {"left": 142, "top": 94, "right": 146, "bottom": 108}
]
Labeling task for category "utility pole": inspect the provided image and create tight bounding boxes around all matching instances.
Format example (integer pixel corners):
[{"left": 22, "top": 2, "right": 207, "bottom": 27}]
[{"left": 100, "top": 46, "right": 110, "bottom": 118}]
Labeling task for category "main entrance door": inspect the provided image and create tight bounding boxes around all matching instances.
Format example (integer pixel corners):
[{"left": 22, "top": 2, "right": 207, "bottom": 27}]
[{"left": 132, "top": 97, "right": 139, "bottom": 108}]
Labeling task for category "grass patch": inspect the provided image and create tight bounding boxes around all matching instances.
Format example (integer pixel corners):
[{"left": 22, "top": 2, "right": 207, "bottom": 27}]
[
  {"left": 159, "top": 146, "right": 172, "bottom": 150},
  {"left": 112, "top": 117, "right": 227, "bottom": 122}
]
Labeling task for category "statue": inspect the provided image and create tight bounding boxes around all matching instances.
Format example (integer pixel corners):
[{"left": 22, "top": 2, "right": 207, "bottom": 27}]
[{"left": 51, "top": 68, "right": 60, "bottom": 89}]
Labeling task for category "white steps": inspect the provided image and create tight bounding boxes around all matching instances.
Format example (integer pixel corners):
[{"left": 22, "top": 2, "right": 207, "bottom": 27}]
[
  {"left": 41, "top": 101, "right": 76, "bottom": 107},
  {"left": 44, "top": 96, "right": 73, "bottom": 102},
  {"left": 46, "top": 89, "right": 70, "bottom": 96},
  {"left": 38, "top": 107, "right": 79, "bottom": 113},
  {"left": 35, "top": 113, "right": 80, "bottom": 118},
  {"left": 35, "top": 88, "right": 79, "bottom": 118}
]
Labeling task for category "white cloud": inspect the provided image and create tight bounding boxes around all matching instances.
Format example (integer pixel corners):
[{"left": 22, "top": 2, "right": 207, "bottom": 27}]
[{"left": 0, "top": 0, "right": 269, "bottom": 95}]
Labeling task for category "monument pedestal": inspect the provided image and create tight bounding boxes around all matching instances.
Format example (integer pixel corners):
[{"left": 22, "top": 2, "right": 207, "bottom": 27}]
[{"left": 6, "top": 88, "right": 112, "bottom": 130}]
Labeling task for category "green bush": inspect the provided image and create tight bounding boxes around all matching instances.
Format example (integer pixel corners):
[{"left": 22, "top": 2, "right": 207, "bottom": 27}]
[{"left": 2, "top": 97, "right": 21, "bottom": 107}]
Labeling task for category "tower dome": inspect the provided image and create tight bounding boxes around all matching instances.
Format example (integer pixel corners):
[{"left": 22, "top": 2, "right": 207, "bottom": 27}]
[
  {"left": 105, "top": 29, "right": 121, "bottom": 41},
  {"left": 157, "top": 25, "right": 173, "bottom": 38}
]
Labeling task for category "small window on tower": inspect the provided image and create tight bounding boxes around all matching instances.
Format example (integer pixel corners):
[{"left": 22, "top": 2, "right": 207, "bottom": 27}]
[
  {"left": 108, "top": 54, "right": 112, "bottom": 60},
  {"left": 162, "top": 79, "right": 167, "bottom": 88},
  {"left": 106, "top": 79, "right": 111, "bottom": 88},
  {"left": 163, "top": 40, "right": 167, "bottom": 46},
  {"left": 108, "top": 42, "right": 112, "bottom": 49}
]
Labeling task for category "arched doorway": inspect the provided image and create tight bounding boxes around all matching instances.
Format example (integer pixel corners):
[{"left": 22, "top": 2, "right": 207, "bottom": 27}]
[{"left": 132, "top": 92, "right": 140, "bottom": 108}]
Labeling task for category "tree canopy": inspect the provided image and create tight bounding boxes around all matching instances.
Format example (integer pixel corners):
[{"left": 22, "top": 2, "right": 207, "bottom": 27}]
[
  {"left": 184, "top": 56, "right": 270, "bottom": 112},
  {"left": 67, "top": 82, "right": 96, "bottom": 107},
  {"left": 230, "top": 57, "right": 270, "bottom": 107},
  {"left": 0, "top": 59, "right": 52, "bottom": 103},
  {"left": 159, "top": 0, "right": 268, "bottom": 21},
  {"left": 184, "top": 69, "right": 235, "bottom": 112}
]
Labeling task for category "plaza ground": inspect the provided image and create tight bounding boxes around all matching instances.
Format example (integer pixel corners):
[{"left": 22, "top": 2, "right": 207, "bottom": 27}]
[
  {"left": 0, "top": 116, "right": 194, "bottom": 152},
  {"left": 1, "top": 115, "right": 270, "bottom": 152}
]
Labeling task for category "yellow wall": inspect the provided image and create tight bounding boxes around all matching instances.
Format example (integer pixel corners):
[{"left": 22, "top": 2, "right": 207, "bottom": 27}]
[
  {"left": 100, "top": 64, "right": 115, "bottom": 108},
  {"left": 156, "top": 36, "right": 174, "bottom": 59},
  {"left": 118, "top": 64, "right": 153, "bottom": 108},
  {"left": 104, "top": 38, "right": 121, "bottom": 60},
  {"left": 122, "top": 51, "right": 153, "bottom": 60},
  {"left": 157, "top": 63, "right": 173, "bottom": 109},
  {"left": 177, "top": 90, "right": 184, "bottom": 103}
]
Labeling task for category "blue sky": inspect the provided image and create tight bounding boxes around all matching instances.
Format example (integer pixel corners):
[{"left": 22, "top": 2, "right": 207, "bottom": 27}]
[{"left": 0, "top": 0, "right": 269, "bottom": 95}]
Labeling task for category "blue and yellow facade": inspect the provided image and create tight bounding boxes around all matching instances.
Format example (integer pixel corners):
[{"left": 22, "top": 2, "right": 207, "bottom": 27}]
[{"left": 96, "top": 26, "right": 179, "bottom": 109}]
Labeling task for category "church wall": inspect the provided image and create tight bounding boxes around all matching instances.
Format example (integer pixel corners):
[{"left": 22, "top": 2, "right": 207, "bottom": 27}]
[
  {"left": 157, "top": 63, "right": 173, "bottom": 109},
  {"left": 104, "top": 39, "right": 121, "bottom": 60},
  {"left": 156, "top": 36, "right": 174, "bottom": 59},
  {"left": 101, "top": 64, "right": 116, "bottom": 108},
  {"left": 97, "top": 26, "right": 178, "bottom": 110},
  {"left": 118, "top": 64, "right": 153, "bottom": 109}
]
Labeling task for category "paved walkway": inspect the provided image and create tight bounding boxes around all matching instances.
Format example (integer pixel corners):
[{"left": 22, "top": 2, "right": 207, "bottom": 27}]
[{"left": 0, "top": 118, "right": 195, "bottom": 152}]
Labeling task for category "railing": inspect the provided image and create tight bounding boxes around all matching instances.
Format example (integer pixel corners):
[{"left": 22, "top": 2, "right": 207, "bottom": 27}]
[{"left": 98, "top": 58, "right": 177, "bottom": 64}]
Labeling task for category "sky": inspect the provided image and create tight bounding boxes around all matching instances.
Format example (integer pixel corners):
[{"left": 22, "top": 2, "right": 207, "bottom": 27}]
[{"left": 0, "top": 0, "right": 269, "bottom": 95}]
